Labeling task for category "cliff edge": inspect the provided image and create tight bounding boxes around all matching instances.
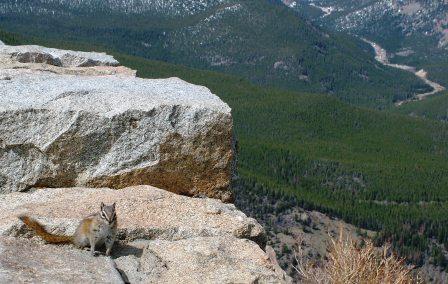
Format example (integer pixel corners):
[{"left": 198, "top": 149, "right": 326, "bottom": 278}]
[{"left": 0, "top": 43, "right": 289, "bottom": 283}]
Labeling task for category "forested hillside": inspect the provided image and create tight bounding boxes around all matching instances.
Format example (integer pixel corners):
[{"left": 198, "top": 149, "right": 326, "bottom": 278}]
[
  {"left": 0, "top": 0, "right": 429, "bottom": 108},
  {"left": 394, "top": 92, "right": 448, "bottom": 122},
  {"left": 116, "top": 48, "right": 448, "bottom": 271}
]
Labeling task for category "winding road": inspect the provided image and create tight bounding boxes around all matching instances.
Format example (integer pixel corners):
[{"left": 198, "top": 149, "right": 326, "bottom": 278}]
[{"left": 363, "top": 39, "right": 446, "bottom": 106}]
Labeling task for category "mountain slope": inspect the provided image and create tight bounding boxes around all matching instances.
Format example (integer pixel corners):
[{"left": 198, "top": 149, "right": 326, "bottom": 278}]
[
  {"left": 286, "top": 0, "right": 448, "bottom": 49},
  {"left": 286, "top": 0, "right": 448, "bottom": 88},
  {"left": 0, "top": 0, "right": 429, "bottom": 108},
  {"left": 393, "top": 91, "right": 448, "bottom": 122},
  {"left": 0, "top": 0, "right": 233, "bottom": 18}
]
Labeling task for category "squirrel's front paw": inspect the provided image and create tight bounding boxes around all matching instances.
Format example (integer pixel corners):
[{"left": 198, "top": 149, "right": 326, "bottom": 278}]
[{"left": 92, "top": 251, "right": 100, "bottom": 257}]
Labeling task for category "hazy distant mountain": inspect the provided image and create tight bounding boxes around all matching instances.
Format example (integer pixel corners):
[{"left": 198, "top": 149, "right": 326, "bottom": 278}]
[
  {"left": 0, "top": 0, "right": 228, "bottom": 16},
  {"left": 284, "top": 0, "right": 448, "bottom": 86}
]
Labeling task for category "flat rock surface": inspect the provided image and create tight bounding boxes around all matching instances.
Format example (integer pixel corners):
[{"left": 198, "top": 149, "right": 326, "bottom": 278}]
[
  {"left": 0, "top": 44, "right": 119, "bottom": 67},
  {"left": 0, "top": 186, "right": 265, "bottom": 245},
  {"left": 0, "top": 237, "right": 123, "bottom": 283},
  {"left": 0, "top": 43, "right": 233, "bottom": 201},
  {"left": 0, "top": 72, "right": 229, "bottom": 113},
  {"left": 115, "top": 236, "right": 288, "bottom": 284}
]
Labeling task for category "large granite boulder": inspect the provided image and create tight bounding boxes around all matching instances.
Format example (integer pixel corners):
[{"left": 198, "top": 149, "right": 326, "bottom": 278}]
[
  {"left": 0, "top": 43, "right": 233, "bottom": 202},
  {"left": 0, "top": 186, "right": 289, "bottom": 283}
]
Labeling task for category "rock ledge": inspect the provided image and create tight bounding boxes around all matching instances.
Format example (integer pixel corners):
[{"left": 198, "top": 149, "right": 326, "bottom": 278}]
[{"left": 0, "top": 186, "right": 289, "bottom": 283}]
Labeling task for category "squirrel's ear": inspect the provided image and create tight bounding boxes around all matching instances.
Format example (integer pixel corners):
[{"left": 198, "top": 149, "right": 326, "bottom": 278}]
[
  {"left": 101, "top": 202, "right": 105, "bottom": 209},
  {"left": 112, "top": 202, "right": 116, "bottom": 209}
]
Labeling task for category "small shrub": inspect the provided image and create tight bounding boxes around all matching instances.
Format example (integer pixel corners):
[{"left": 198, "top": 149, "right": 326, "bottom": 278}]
[{"left": 293, "top": 230, "right": 420, "bottom": 284}]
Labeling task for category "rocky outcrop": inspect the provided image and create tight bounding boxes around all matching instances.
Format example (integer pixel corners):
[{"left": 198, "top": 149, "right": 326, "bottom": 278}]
[
  {"left": 0, "top": 43, "right": 289, "bottom": 283},
  {"left": 0, "top": 43, "right": 233, "bottom": 202},
  {"left": 0, "top": 185, "right": 288, "bottom": 283}
]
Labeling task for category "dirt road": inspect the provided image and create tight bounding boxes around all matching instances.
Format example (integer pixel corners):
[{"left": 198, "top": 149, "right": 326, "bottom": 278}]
[{"left": 363, "top": 39, "right": 445, "bottom": 106}]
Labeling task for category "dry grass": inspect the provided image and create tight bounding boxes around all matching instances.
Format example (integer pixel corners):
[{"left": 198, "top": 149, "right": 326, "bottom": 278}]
[{"left": 293, "top": 230, "right": 421, "bottom": 284}]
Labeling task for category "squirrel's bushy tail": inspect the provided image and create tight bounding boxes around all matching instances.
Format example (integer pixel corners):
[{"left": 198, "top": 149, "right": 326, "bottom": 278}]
[{"left": 18, "top": 215, "right": 72, "bottom": 244}]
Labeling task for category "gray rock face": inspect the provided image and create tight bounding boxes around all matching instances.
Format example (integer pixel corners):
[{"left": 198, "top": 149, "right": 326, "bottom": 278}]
[
  {"left": 0, "top": 43, "right": 233, "bottom": 201},
  {"left": 0, "top": 237, "right": 124, "bottom": 283},
  {"left": 0, "top": 186, "right": 288, "bottom": 283}
]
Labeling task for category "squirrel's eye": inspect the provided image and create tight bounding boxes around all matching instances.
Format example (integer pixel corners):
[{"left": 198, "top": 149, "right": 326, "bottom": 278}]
[{"left": 101, "top": 212, "right": 106, "bottom": 219}]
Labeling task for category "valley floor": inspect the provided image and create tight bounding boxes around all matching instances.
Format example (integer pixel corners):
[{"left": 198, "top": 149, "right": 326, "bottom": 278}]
[{"left": 363, "top": 39, "right": 446, "bottom": 106}]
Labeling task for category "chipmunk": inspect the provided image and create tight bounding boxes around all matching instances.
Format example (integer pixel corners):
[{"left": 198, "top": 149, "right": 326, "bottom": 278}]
[{"left": 19, "top": 202, "right": 117, "bottom": 256}]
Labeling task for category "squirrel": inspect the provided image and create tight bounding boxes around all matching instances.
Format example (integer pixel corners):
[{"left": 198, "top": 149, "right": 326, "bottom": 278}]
[{"left": 18, "top": 202, "right": 117, "bottom": 256}]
